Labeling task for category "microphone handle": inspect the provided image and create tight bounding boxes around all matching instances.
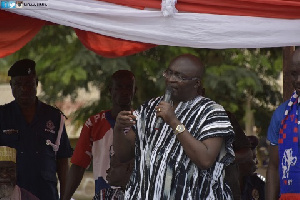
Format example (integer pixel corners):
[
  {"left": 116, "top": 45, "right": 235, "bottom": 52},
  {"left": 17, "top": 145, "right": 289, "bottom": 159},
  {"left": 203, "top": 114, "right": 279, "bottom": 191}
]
[
  {"left": 154, "top": 86, "right": 172, "bottom": 130},
  {"left": 154, "top": 117, "right": 164, "bottom": 130}
]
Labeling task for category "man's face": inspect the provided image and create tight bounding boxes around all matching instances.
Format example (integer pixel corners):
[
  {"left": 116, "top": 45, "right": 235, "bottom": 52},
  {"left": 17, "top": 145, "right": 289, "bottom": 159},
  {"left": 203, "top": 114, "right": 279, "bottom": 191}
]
[
  {"left": 290, "top": 63, "right": 300, "bottom": 95},
  {"left": 10, "top": 75, "right": 37, "bottom": 108},
  {"left": 239, "top": 149, "right": 257, "bottom": 176},
  {"left": 111, "top": 76, "right": 135, "bottom": 109},
  {"left": 0, "top": 161, "right": 16, "bottom": 198},
  {"left": 165, "top": 61, "right": 201, "bottom": 102}
]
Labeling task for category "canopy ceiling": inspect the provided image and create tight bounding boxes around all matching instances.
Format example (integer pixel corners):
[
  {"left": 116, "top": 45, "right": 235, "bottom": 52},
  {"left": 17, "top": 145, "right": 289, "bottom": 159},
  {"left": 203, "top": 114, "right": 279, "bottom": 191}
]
[{"left": 1, "top": 0, "right": 300, "bottom": 58}]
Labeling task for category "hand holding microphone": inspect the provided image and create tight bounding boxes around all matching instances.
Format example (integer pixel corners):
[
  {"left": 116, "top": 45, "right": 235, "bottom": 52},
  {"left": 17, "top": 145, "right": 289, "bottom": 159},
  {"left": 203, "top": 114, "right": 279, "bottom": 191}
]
[
  {"left": 154, "top": 86, "right": 173, "bottom": 130},
  {"left": 115, "top": 110, "right": 136, "bottom": 132}
]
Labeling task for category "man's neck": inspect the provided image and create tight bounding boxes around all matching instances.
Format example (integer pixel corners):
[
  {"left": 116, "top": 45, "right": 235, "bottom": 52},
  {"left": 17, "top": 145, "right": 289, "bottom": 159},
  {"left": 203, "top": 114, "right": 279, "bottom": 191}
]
[
  {"left": 19, "top": 102, "right": 37, "bottom": 124},
  {"left": 10, "top": 185, "right": 20, "bottom": 200},
  {"left": 172, "top": 94, "right": 199, "bottom": 108}
]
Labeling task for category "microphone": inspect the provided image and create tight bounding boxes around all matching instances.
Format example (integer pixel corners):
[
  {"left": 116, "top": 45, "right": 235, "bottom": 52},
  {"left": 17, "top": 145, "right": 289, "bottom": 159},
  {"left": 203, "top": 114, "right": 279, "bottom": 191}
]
[{"left": 154, "top": 86, "right": 172, "bottom": 130}]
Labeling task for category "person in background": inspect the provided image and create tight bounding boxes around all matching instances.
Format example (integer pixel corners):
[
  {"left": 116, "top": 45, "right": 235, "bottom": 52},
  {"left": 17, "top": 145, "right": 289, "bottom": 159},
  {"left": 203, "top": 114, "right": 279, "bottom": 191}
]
[
  {"left": 238, "top": 136, "right": 265, "bottom": 200},
  {"left": 266, "top": 48, "right": 300, "bottom": 200},
  {"left": 0, "top": 59, "right": 73, "bottom": 200},
  {"left": 63, "top": 70, "right": 136, "bottom": 200},
  {"left": 114, "top": 54, "right": 235, "bottom": 199},
  {"left": 93, "top": 154, "right": 134, "bottom": 200},
  {"left": 225, "top": 111, "right": 253, "bottom": 200},
  {"left": 0, "top": 146, "right": 39, "bottom": 200}
]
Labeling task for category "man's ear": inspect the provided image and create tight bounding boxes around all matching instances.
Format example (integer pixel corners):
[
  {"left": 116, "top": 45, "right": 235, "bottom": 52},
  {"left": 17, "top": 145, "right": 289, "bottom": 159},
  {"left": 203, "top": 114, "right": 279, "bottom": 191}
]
[{"left": 194, "top": 80, "right": 201, "bottom": 88}]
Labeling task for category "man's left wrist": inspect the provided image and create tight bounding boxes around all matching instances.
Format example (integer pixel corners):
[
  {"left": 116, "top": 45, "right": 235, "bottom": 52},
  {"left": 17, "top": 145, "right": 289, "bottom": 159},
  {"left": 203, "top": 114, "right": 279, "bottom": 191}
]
[{"left": 173, "top": 124, "right": 185, "bottom": 136}]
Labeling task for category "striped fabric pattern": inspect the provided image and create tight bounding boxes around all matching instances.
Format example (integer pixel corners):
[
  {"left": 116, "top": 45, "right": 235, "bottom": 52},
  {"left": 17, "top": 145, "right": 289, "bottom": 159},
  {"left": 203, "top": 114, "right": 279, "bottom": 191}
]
[
  {"left": 126, "top": 96, "right": 234, "bottom": 199},
  {"left": 93, "top": 188, "right": 125, "bottom": 200}
]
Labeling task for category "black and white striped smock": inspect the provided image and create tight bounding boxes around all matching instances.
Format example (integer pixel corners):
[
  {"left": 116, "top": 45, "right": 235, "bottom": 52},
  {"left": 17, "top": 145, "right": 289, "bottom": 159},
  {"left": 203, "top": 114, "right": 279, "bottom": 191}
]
[{"left": 125, "top": 96, "right": 235, "bottom": 200}]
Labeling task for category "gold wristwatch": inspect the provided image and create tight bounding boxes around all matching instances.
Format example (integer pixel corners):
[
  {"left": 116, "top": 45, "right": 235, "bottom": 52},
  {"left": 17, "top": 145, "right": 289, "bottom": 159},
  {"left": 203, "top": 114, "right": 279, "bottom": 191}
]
[{"left": 174, "top": 124, "right": 185, "bottom": 136}]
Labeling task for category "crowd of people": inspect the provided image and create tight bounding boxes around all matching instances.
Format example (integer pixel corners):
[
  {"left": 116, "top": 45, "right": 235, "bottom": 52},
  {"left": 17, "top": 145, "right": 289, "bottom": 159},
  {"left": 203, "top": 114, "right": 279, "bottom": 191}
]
[{"left": 0, "top": 49, "right": 299, "bottom": 199}]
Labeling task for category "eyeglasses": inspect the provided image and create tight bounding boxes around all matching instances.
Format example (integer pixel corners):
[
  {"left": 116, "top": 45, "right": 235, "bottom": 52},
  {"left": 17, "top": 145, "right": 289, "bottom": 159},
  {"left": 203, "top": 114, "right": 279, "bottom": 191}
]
[{"left": 163, "top": 69, "right": 199, "bottom": 82}]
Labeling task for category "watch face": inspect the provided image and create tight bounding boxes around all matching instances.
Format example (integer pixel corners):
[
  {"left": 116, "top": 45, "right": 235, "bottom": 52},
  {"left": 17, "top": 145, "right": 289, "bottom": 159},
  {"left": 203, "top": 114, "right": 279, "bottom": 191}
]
[
  {"left": 176, "top": 125, "right": 185, "bottom": 133},
  {"left": 178, "top": 125, "right": 184, "bottom": 132}
]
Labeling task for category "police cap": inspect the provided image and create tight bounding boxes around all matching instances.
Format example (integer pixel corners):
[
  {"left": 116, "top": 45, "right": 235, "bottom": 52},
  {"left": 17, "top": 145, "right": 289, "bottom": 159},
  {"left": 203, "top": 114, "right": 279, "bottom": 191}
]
[{"left": 8, "top": 59, "right": 36, "bottom": 77}]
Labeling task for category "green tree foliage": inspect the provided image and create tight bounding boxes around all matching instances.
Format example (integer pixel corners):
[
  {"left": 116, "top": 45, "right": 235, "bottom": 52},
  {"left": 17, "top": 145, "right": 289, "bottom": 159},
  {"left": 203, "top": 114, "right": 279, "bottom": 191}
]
[
  {"left": 200, "top": 49, "right": 283, "bottom": 135},
  {"left": 0, "top": 25, "right": 283, "bottom": 136}
]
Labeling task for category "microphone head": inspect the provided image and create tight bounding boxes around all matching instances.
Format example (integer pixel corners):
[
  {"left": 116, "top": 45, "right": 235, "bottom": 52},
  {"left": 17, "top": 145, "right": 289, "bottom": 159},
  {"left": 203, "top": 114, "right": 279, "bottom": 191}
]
[
  {"left": 163, "top": 86, "right": 172, "bottom": 102},
  {"left": 155, "top": 86, "right": 172, "bottom": 130},
  {"left": 165, "top": 86, "right": 172, "bottom": 93}
]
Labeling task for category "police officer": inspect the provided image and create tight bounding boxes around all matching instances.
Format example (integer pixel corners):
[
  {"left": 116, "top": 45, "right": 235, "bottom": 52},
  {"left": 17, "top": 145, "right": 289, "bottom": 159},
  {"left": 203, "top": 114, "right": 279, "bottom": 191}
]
[{"left": 0, "top": 59, "right": 73, "bottom": 200}]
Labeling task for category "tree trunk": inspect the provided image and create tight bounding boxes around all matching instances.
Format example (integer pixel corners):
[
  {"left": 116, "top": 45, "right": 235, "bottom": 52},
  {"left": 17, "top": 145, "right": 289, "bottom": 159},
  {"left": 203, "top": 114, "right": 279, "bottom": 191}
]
[
  {"left": 283, "top": 47, "right": 295, "bottom": 101},
  {"left": 245, "top": 97, "right": 254, "bottom": 136}
]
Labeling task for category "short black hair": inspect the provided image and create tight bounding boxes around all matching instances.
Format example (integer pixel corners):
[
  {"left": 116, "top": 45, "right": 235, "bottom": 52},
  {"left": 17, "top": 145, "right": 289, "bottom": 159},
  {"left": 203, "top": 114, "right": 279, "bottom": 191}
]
[{"left": 111, "top": 70, "right": 135, "bottom": 81}]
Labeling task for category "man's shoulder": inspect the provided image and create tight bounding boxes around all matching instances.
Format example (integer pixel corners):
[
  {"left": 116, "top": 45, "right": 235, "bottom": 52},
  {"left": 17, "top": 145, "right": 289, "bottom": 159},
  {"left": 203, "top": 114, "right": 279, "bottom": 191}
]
[
  {"left": 0, "top": 102, "right": 16, "bottom": 118},
  {"left": 198, "top": 96, "right": 218, "bottom": 105},
  {"left": 0, "top": 101, "right": 15, "bottom": 109},
  {"left": 88, "top": 110, "right": 110, "bottom": 119},
  {"left": 199, "top": 97, "right": 225, "bottom": 111},
  {"left": 275, "top": 100, "right": 289, "bottom": 112},
  {"left": 138, "top": 98, "right": 160, "bottom": 110},
  {"left": 272, "top": 100, "right": 289, "bottom": 120},
  {"left": 39, "top": 101, "right": 57, "bottom": 110},
  {"left": 84, "top": 110, "right": 111, "bottom": 125},
  {"left": 95, "top": 110, "right": 110, "bottom": 116},
  {"left": 39, "top": 101, "right": 67, "bottom": 117}
]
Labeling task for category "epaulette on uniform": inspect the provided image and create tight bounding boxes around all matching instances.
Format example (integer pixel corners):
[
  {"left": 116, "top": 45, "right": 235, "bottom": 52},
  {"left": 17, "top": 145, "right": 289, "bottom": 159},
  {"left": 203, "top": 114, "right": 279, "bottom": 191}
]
[{"left": 50, "top": 104, "right": 68, "bottom": 120}]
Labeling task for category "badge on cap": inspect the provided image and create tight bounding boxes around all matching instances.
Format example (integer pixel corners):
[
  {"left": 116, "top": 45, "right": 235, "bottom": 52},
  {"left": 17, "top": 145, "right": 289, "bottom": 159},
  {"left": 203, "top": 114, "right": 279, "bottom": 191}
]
[{"left": 8, "top": 59, "right": 36, "bottom": 77}]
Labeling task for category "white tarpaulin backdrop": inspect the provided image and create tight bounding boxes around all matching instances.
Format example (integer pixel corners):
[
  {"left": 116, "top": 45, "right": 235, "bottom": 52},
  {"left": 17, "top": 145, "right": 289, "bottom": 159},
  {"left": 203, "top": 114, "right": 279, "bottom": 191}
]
[{"left": 7, "top": 0, "right": 300, "bottom": 49}]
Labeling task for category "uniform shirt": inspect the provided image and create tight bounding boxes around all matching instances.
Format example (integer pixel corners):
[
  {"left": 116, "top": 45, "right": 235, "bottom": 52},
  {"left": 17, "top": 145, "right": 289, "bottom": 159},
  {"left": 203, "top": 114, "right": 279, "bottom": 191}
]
[
  {"left": 241, "top": 174, "right": 265, "bottom": 200},
  {"left": 126, "top": 96, "right": 235, "bottom": 200},
  {"left": 225, "top": 111, "right": 251, "bottom": 200},
  {"left": 267, "top": 100, "right": 300, "bottom": 147},
  {"left": 71, "top": 110, "right": 115, "bottom": 193},
  {"left": 0, "top": 100, "right": 72, "bottom": 200}
]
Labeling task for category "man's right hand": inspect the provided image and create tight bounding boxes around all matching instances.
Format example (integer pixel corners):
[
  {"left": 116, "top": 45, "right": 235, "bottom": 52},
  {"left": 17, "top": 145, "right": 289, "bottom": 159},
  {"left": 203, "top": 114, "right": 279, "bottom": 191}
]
[
  {"left": 113, "top": 111, "right": 136, "bottom": 163},
  {"left": 115, "top": 111, "right": 136, "bottom": 131}
]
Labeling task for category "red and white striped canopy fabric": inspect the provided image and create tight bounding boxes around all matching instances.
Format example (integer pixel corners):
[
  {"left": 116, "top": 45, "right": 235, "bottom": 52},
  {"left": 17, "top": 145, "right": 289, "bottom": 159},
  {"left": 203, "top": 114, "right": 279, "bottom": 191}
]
[{"left": 1, "top": 0, "right": 300, "bottom": 58}]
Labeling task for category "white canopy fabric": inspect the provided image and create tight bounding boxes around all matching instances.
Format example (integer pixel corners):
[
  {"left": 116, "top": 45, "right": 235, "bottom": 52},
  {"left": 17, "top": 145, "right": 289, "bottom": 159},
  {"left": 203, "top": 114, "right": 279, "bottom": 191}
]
[{"left": 8, "top": 0, "right": 300, "bottom": 49}]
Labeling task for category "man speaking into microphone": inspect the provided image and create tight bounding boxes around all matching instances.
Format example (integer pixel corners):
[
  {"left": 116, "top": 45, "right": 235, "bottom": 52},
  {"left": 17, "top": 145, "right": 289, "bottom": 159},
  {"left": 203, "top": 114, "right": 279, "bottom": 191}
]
[{"left": 113, "top": 54, "right": 235, "bottom": 199}]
